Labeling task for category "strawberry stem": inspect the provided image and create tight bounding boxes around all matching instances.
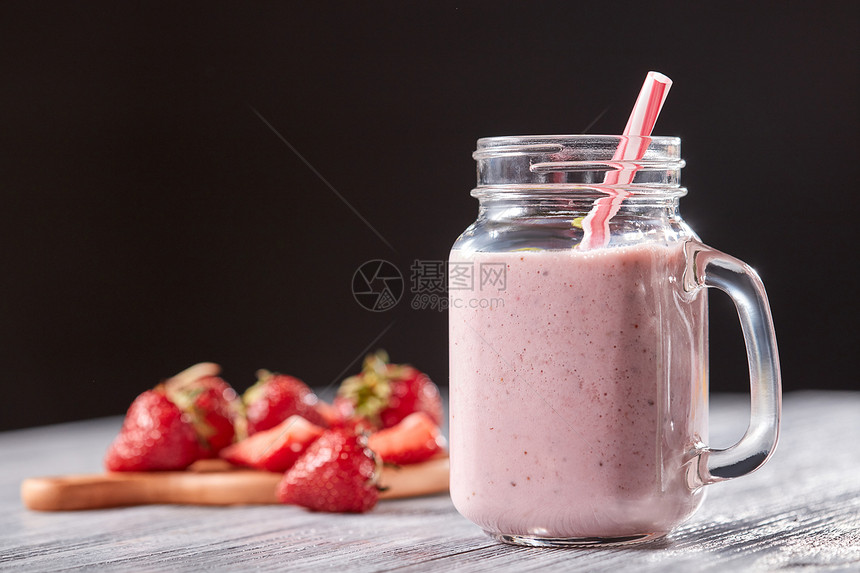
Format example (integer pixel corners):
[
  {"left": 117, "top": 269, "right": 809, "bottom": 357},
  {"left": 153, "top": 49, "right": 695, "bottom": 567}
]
[{"left": 338, "top": 351, "right": 395, "bottom": 425}]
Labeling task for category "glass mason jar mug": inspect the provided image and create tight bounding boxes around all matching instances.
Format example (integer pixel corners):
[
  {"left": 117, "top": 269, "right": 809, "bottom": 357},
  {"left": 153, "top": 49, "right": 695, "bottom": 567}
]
[{"left": 448, "top": 135, "right": 781, "bottom": 547}]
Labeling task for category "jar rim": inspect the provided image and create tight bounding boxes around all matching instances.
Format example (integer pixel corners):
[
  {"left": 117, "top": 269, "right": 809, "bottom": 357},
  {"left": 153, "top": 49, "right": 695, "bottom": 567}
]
[
  {"left": 471, "top": 185, "right": 688, "bottom": 199},
  {"left": 474, "top": 134, "right": 680, "bottom": 160}
]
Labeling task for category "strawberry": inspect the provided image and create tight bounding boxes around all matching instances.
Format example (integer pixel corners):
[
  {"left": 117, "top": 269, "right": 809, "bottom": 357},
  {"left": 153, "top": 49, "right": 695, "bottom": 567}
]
[
  {"left": 367, "top": 412, "right": 445, "bottom": 465},
  {"left": 105, "top": 388, "right": 200, "bottom": 471},
  {"left": 276, "top": 428, "right": 380, "bottom": 513},
  {"left": 335, "top": 351, "right": 442, "bottom": 429},
  {"left": 165, "top": 375, "right": 240, "bottom": 458},
  {"left": 244, "top": 370, "right": 328, "bottom": 435},
  {"left": 220, "top": 415, "right": 325, "bottom": 472},
  {"left": 314, "top": 399, "right": 344, "bottom": 428}
]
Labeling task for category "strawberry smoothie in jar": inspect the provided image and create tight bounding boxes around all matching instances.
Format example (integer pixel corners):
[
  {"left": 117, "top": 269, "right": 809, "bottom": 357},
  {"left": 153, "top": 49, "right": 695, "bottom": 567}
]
[{"left": 448, "top": 134, "right": 781, "bottom": 547}]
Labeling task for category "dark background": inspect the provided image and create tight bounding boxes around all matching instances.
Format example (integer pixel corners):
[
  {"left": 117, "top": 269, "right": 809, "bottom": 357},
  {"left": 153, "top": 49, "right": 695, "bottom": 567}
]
[{"left": 1, "top": 3, "right": 857, "bottom": 431}]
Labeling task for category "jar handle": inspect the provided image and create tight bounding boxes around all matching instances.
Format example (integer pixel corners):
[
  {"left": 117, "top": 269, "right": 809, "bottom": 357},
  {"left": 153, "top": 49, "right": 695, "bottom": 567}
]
[{"left": 683, "top": 240, "right": 782, "bottom": 486}]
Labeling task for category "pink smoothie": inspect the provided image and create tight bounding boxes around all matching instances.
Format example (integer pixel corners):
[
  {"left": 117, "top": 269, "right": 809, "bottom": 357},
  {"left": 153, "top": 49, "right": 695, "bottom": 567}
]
[{"left": 449, "top": 241, "right": 708, "bottom": 540}]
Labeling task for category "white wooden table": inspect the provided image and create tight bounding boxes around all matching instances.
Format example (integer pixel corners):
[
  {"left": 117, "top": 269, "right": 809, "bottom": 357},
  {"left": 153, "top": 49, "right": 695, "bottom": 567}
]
[{"left": 1, "top": 391, "right": 858, "bottom": 572}]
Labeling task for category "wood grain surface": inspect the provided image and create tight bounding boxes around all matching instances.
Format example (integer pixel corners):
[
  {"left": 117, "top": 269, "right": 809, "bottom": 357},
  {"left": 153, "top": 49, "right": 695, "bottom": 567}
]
[{"left": 1, "top": 391, "right": 859, "bottom": 572}]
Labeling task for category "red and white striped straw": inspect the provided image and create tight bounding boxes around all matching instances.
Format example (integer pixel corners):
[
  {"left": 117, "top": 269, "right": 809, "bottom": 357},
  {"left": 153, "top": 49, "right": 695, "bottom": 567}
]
[
  {"left": 580, "top": 72, "right": 673, "bottom": 249},
  {"left": 623, "top": 71, "right": 672, "bottom": 138}
]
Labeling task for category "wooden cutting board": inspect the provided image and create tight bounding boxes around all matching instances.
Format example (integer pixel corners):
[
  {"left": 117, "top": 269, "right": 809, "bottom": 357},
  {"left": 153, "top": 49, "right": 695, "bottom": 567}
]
[{"left": 21, "top": 457, "right": 449, "bottom": 511}]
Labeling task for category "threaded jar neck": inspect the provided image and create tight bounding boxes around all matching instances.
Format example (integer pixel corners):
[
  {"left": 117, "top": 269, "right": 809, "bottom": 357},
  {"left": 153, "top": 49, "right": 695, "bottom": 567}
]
[{"left": 473, "top": 135, "right": 686, "bottom": 198}]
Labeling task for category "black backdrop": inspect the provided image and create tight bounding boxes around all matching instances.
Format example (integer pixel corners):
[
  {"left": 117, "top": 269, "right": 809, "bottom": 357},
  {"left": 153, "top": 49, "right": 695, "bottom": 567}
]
[{"left": 1, "top": 2, "right": 857, "bottom": 431}]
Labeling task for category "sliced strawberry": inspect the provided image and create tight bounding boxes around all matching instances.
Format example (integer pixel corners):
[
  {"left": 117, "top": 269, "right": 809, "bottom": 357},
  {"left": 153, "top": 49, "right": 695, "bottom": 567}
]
[
  {"left": 367, "top": 412, "right": 445, "bottom": 465},
  {"left": 336, "top": 351, "right": 443, "bottom": 429},
  {"left": 244, "top": 370, "right": 327, "bottom": 434},
  {"left": 313, "top": 399, "right": 344, "bottom": 428},
  {"left": 276, "top": 428, "right": 380, "bottom": 513},
  {"left": 166, "top": 375, "right": 240, "bottom": 458},
  {"left": 220, "top": 415, "right": 324, "bottom": 472},
  {"left": 105, "top": 388, "right": 200, "bottom": 471}
]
